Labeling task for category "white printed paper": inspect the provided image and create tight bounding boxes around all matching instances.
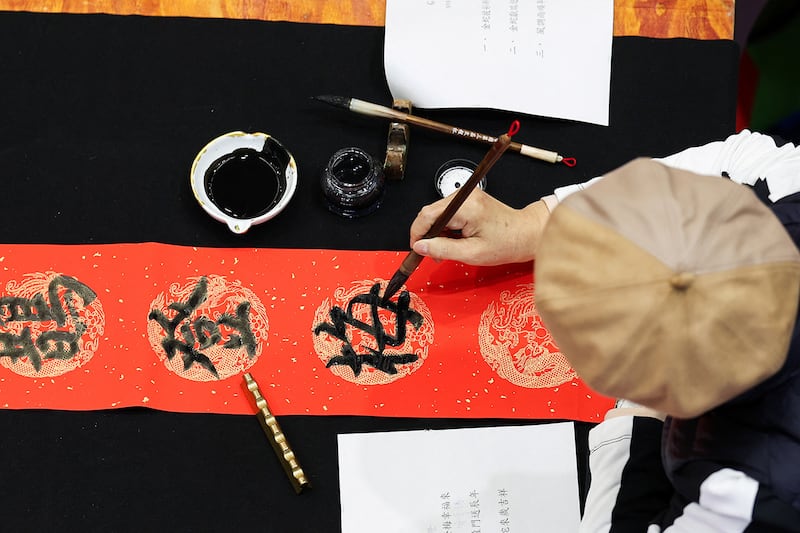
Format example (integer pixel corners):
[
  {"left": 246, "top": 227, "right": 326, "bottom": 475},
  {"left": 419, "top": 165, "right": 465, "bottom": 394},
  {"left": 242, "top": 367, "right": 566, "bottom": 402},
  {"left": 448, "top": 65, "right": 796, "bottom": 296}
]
[
  {"left": 384, "top": 0, "right": 614, "bottom": 126},
  {"left": 338, "top": 423, "right": 581, "bottom": 533}
]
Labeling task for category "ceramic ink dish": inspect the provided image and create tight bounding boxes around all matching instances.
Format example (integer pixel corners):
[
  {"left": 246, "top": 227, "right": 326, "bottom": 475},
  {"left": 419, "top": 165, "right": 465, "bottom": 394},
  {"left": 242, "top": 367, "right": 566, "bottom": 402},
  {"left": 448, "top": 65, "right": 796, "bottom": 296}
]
[{"left": 191, "top": 131, "right": 298, "bottom": 234}]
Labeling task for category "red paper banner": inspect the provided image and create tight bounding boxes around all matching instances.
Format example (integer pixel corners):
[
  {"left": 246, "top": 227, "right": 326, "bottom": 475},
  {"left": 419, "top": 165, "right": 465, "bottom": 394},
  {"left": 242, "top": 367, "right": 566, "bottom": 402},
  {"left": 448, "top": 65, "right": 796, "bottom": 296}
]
[{"left": 0, "top": 243, "right": 612, "bottom": 421}]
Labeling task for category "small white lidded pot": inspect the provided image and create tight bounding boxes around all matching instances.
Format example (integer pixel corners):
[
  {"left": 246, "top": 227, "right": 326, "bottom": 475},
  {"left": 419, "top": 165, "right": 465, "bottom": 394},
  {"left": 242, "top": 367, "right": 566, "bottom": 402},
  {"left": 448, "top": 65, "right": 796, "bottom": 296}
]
[{"left": 190, "top": 131, "right": 298, "bottom": 234}]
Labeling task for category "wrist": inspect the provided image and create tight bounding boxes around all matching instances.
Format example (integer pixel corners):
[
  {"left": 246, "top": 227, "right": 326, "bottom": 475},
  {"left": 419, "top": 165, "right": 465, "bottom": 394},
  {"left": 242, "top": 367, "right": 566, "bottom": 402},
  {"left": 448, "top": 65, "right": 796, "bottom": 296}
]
[{"left": 521, "top": 199, "right": 551, "bottom": 259}]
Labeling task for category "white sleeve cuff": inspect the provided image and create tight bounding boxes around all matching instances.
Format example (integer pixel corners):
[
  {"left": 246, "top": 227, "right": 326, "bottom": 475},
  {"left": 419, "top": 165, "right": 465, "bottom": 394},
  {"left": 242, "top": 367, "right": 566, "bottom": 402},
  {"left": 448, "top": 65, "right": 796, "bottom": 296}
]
[{"left": 552, "top": 176, "right": 604, "bottom": 204}]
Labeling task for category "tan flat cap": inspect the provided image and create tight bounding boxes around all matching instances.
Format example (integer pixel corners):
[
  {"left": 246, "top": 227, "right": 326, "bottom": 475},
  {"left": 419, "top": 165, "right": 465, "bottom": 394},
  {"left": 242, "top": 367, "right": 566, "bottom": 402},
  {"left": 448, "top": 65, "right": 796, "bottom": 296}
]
[{"left": 535, "top": 158, "right": 800, "bottom": 418}]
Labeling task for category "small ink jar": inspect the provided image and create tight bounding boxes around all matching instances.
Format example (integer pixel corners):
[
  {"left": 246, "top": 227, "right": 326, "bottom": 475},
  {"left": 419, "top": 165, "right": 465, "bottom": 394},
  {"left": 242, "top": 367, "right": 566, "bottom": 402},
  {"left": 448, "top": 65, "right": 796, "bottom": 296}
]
[
  {"left": 434, "top": 159, "right": 486, "bottom": 198},
  {"left": 321, "top": 147, "right": 385, "bottom": 218}
]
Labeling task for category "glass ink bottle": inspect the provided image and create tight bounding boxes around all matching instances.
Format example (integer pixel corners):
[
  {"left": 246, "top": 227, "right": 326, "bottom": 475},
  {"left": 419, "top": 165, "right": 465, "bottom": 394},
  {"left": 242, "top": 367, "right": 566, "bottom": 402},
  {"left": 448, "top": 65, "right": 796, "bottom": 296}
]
[{"left": 320, "top": 147, "right": 385, "bottom": 218}]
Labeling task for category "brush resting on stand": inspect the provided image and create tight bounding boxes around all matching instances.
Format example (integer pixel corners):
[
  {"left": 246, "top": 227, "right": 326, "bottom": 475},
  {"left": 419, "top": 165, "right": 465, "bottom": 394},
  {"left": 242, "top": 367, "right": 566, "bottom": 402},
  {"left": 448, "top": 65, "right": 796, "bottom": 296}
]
[{"left": 312, "top": 96, "right": 573, "bottom": 166}]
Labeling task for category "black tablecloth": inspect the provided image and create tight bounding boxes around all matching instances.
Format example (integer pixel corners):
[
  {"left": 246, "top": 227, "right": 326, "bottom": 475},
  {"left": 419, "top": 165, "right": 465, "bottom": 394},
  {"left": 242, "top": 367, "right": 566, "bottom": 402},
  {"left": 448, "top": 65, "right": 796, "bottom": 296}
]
[{"left": 0, "top": 11, "right": 738, "bottom": 531}]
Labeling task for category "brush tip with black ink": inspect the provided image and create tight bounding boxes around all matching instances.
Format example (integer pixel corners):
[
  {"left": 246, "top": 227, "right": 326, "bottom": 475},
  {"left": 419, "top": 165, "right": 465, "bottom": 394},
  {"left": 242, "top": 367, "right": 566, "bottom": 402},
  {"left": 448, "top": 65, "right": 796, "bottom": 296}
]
[
  {"left": 311, "top": 94, "right": 351, "bottom": 109},
  {"left": 382, "top": 270, "right": 408, "bottom": 305},
  {"left": 383, "top": 250, "right": 425, "bottom": 303}
]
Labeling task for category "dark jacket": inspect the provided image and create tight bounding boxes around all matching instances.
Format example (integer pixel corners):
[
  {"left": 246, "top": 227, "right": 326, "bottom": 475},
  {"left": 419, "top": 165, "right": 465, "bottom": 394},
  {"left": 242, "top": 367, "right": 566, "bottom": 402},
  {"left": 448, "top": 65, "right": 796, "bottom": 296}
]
[{"left": 662, "top": 186, "right": 800, "bottom": 530}]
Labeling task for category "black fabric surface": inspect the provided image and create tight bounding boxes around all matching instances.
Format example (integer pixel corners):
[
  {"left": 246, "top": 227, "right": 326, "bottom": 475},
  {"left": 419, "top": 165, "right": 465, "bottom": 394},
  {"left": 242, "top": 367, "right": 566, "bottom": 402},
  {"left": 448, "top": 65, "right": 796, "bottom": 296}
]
[{"left": 0, "top": 11, "right": 738, "bottom": 531}]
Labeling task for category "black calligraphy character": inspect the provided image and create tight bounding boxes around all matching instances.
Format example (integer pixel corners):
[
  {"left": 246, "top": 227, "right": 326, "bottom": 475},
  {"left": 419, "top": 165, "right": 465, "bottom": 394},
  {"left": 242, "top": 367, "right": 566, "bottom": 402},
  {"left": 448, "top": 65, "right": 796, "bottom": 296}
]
[
  {"left": 0, "top": 275, "right": 96, "bottom": 371},
  {"left": 217, "top": 301, "right": 258, "bottom": 356},
  {"left": 193, "top": 316, "right": 223, "bottom": 350},
  {"left": 0, "top": 294, "right": 51, "bottom": 326},
  {"left": 47, "top": 275, "right": 97, "bottom": 336},
  {"left": 148, "top": 277, "right": 217, "bottom": 378},
  {"left": 36, "top": 330, "right": 80, "bottom": 361},
  {"left": 314, "top": 283, "right": 423, "bottom": 377},
  {"left": 148, "top": 277, "right": 258, "bottom": 379},
  {"left": 0, "top": 328, "right": 42, "bottom": 371}
]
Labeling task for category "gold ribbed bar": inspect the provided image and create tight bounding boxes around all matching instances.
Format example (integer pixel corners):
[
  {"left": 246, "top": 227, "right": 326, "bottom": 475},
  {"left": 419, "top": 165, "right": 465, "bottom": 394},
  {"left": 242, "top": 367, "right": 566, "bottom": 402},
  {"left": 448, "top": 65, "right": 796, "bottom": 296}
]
[{"left": 244, "top": 373, "right": 310, "bottom": 495}]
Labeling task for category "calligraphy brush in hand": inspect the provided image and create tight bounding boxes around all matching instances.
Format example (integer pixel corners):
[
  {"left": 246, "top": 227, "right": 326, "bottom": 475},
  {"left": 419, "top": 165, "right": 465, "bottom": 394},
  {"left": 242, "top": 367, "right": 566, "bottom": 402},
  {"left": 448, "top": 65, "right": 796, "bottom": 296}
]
[{"left": 382, "top": 120, "right": 520, "bottom": 303}]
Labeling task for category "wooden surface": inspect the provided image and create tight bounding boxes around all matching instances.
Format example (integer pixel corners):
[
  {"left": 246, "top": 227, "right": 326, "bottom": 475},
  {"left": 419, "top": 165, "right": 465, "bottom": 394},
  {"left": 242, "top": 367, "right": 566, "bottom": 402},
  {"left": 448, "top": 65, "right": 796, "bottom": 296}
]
[{"left": 0, "top": 0, "right": 734, "bottom": 39}]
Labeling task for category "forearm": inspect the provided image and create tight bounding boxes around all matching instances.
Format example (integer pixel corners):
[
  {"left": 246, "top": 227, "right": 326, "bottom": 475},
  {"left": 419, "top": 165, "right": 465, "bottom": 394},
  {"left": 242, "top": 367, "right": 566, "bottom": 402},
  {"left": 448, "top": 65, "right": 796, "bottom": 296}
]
[
  {"left": 520, "top": 199, "right": 550, "bottom": 259},
  {"left": 409, "top": 131, "right": 800, "bottom": 267}
]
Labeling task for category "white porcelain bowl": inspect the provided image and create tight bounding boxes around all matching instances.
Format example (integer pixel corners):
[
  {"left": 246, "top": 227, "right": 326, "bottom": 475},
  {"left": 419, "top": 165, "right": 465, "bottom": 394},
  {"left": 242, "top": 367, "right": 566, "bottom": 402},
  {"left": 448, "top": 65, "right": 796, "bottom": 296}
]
[{"left": 190, "top": 131, "right": 298, "bottom": 234}]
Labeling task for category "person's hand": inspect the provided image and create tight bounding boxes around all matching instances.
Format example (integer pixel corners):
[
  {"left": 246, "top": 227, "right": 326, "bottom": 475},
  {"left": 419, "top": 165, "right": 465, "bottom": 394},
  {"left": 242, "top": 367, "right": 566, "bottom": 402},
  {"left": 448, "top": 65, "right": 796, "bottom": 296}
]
[{"left": 409, "top": 189, "right": 550, "bottom": 267}]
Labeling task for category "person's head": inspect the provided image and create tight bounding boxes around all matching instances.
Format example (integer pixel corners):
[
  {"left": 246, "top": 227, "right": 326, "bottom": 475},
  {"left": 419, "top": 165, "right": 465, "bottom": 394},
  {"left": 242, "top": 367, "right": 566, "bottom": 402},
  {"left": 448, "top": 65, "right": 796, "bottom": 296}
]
[{"left": 535, "top": 158, "right": 800, "bottom": 418}]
